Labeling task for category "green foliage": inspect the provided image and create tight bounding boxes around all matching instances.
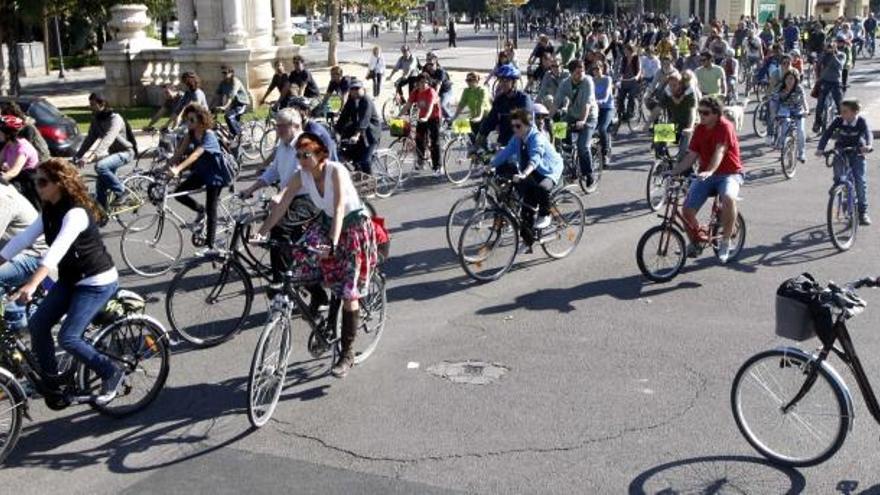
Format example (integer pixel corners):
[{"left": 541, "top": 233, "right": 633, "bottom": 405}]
[
  {"left": 48, "top": 54, "right": 101, "bottom": 70},
  {"left": 143, "top": 0, "right": 176, "bottom": 22}
]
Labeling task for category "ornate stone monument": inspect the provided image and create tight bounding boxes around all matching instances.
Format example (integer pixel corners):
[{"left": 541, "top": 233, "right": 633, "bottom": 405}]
[{"left": 101, "top": 1, "right": 297, "bottom": 107}]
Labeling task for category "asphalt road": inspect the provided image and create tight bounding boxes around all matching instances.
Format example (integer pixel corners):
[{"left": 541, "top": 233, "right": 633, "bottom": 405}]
[{"left": 4, "top": 51, "right": 880, "bottom": 494}]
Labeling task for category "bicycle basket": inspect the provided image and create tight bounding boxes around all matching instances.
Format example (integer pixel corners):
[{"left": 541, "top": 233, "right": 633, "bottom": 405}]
[
  {"left": 552, "top": 121, "right": 568, "bottom": 141},
  {"left": 328, "top": 95, "right": 343, "bottom": 114},
  {"left": 389, "top": 119, "right": 410, "bottom": 137},
  {"left": 351, "top": 170, "right": 378, "bottom": 198},
  {"left": 94, "top": 290, "right": 146, "bottom": 325},
  {"left": 452, "top": 118, "right": 472, "bottom": 135},
  {"left": 653, "top": 123, "right": 677, "bottom": 143},
  {"left": 775, "top": 274, "right": 820, "bottom": 341}
]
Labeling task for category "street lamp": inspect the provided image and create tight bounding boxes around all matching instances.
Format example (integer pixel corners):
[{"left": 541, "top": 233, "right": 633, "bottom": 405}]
[{"left": 53, "top": 16, "right": 65, "bottom": 80}]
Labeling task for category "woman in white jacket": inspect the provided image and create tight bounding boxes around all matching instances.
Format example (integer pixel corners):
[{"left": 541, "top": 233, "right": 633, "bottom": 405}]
[{"left": 367, "top": 46, "right": 385, "bottom": 98}]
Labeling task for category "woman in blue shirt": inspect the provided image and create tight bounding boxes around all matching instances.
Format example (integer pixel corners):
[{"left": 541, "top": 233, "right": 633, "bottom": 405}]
[
  {"left": 491, "top": 109, "right": 563, "bottom": 248},
  {"left": 168, "top": 104, "right": 231, "bottom": 250},
  {"left": 590, "top": 61, "right": 615, "bottom": 165}
]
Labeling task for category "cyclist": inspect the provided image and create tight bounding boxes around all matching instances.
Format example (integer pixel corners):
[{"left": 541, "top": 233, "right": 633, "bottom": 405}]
[
  {"left": 288, "top": 97, "right": 338, "bottom": 161},
  {"left": 659, "top": 73, "right": 697, "bottom": 159},
  {"left": 559, "top": 33, "right": 577, "bottom": 66},
  {"left": 170, "top": 72, "right": 208, "bottom": 128},
  {"left": 288, "top": 56, "right": 321, "bottom": 99},
  {"left": 695, "top": 52, "right": 727, "bottom": 99},
  {"left": 644, "top": 56, "right": 680, "bottom": 128},
  {"left": 744, "top": 29, "right": 765, "bottom": 74},
  {"left": 668, "top": 96, "right": 743, "bottom": 263},
  {"left": 536, "top": 58, "right": 569, "bottom": 109},
  {"left": 1, "top": 116, "right": 41, "bottom": 210},
  {"left": 452, "top": 72, "right": 490, "bottom": 136},
  {"left": 783, "top": 19, "right": 800, "bottom": 52},
  {"left": 388, "top": 46, "right": 418, "bottom": 99},
  {"left": 722, "top": 48, "right": 739, "bottom": 101},
  {"left": 400, "top": 74, "right": 443, "bottom": 175},
  {"left": 258, "top": 60, "right": 288, "bottom": 106},
  {"left": 167, "top": 104, "right": 231, "bottom": 251},
  {"left": 816, "top": 98, "right": 873, "bottom": 225},
  {"left": 528, "top": 35, "right": 555, "bottom": 87},
  {"left": 320, "top": 66, "right": 351, "bottom": 114},
  {"left": 213, "top": 66, "right": 250, "bottom": 138},
  {"left": 555, "top": 59, "right": 599, "bottom": 186},
  {"left": 0, "top": 182, "right": 48, "bottom": 331},
  {"left": 143, "top": 84, "right": 181, "bottom": 132},
  {"left": 1, "top": 158, "right": 124, "bottom": 405},
  {"left": 334, "top": 79, "right": 381, "bottom": 175},
  {"left": 422, "top": 59, "right": 453, "bottom": 120},
  {"left": 813, "top": 41, "right": 845, "bottom": 133},
  {"left": 272, "top": 78, "right": 299, "bottom": 112},
  {"left": 865, "top": 14, "right": 878, "bottom": 55},
  {"left": 73, "top": 93, "right": 136, "bottom": 211},
  {"left": 478, "top": 64, "right": 534, "bottom": 147},
  {"left": 1, "top": 103, "right": 50, "bottom": 164},
  {"left": 774, "top": 69, "right": 808, "bottom": 162},
  {"left": 256, "top": 131, "right": 378, "bottom": 379},
  {"left": 490, "top": 108, "right": 563, "bottom": 243},
  {"left": 590, "top": 61, "right": 615, "bottom": 165},
  {"left": 616, "top": 44, "right": 642, "bottom": 122}
]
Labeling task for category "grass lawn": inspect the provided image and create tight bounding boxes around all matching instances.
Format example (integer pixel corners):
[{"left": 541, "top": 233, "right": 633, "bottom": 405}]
[{"left": 65, "top": 106, "right": 271, "bottom": 134}]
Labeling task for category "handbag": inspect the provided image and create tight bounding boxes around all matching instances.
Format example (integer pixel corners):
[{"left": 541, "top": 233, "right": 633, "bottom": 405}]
[
  {"left": 810, "top": 80, "right": 820, "bottom": 99},
  {"left": 366, "top": 69, "right": 375, "bottom": 80}
]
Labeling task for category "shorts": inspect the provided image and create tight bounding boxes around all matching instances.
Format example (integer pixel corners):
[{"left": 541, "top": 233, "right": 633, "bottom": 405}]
[{"left": 683, "top": 173, "right": 744, "bottom": 211}]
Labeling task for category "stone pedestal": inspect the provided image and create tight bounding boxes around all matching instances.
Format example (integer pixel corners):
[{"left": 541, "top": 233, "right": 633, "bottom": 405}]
[{"left": 100, "top": 4, "right": 163, "bottom": 106}]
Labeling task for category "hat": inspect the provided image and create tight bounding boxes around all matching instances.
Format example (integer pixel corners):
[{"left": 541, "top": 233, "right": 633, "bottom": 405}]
[
  {"left": 295, "top": 130, "right": 334, "bottom": 155},
  {"left": 349, "top": 78, "right": 364, "bottom": 90}
]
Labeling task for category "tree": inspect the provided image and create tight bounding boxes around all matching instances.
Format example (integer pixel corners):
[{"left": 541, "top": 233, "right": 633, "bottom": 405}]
[
  {"left": 144, "top": 0, "right": 176, "bottom": 45},
  {"left": 329, "top": 0, "right": 340, "bottom": 65}
]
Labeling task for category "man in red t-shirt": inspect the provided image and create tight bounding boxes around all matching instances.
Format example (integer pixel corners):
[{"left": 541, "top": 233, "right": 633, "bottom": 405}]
[
  {"left": 400, "top": 74, "right": 442, "bottom": 174},
  {"left": 671, "top": 96, "right": 744, "bottom": 263}
]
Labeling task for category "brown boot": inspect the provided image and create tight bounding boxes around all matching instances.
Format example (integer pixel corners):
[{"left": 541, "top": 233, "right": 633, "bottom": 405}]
[{"left": 331, "top": 309, "right": 358, "bottom": 378}]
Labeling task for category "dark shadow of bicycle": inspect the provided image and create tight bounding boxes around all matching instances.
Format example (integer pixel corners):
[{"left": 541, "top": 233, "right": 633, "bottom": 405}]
[
  {"left": 738, "top": 224, "right": 839, "bottom": 268},
  {"left": 587, "top": 198, "right": 653, "bottom": 225},
  {"left": 5, "top": 378, "right": 252, "bottom": 474},
  {"left": 628, "top": 455, "right": 806, "bottom": 495},
  {"left": 837, "top": 480, "right": 880, "bottom": 494},
  {"left": 382, "top": 246, "right": 461, "bottom": 280}
]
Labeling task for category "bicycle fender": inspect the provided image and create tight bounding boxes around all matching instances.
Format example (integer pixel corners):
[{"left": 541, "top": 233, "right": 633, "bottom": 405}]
[
  {"left": 776, "top": 346, "right": 855, "bottom": 431},
  {"left": 0, "top": 366, "right": 30, "bottom": 420}
]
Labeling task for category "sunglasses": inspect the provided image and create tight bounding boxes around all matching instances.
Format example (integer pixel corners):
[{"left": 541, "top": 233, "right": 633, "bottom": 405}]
[
  {"left": 34, "top": 177, "right": 50, "bottom": 188},
  {"left": 295, "top": 151, "right": 314, "bottom": 160}
]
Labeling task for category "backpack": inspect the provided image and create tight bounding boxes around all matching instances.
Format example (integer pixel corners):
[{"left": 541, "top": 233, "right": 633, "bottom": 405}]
[{"left": 217, "top": 148, "right": 240, "bottom": 187}]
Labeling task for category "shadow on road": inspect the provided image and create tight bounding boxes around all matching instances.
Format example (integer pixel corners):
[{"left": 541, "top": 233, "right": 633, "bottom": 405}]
[
  {"left": 739, "top": 224, "right": 838, "bottom": 268},
  {"left": 838, "top": 480, "right": 880, "bottom": 494},
  {"left": 628, "top": 455, "right": 806, "bottom": 494}
]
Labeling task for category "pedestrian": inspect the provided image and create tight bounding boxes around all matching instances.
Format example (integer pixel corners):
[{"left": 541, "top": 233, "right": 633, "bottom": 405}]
[
  {"left": 448, "top": 17, "right": 457, "bottom": 48},
  {"left": 367, "top": 46, "right": 385, "bottom": 98}
]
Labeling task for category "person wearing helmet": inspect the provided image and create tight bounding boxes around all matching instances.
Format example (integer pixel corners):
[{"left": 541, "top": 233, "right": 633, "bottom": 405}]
[
  {"left": 1, "top": 102, "right": 50, "bottom": 164},
  {"left": 477, "top": 64, "right": 534, "bottom": 147},
  {"left": 554, "top": 59, "right": 599, "bottom": 186},
  {"left": 0, "top": 115, "right": 40, "bottom": 210},
  {"left": 532, "top": 103, "right": 551, "bottom": 137}
]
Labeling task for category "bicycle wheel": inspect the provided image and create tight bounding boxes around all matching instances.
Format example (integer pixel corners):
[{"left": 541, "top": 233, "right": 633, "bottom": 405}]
[
  {"left": 646, "top": 159, "right": 672, "bottom": 212},
  {"left": 247, "top": 315, "right": 292, "bottom": 428},
  {"left": 110, "top": 174, "right": 156, "bottom": 230},
  {"left": 260, "top": 127, "right": 278, "bottom": 161},
  {"left": 389, "top": 137, "right": 418, "bottom": 182},
  {"left": 781, "top": 134, "right": 798, "bottom": 179},
  {"left": 731, "top": 349, "right": 850, "bottom": 467},
  {"left": 81, "top": 317, "right": 170, "bottom": 418},
  {"left": 120, "top": 213, "right": 183, "bottom": 277},
  {"left": 353, "top": 271, "right": 386, "bottom": 364},
  {"left": 443, "top": 137, "right": 473, "bottom": 184},
  {"left": 636, "top": 225, "right": 687, "bottom": 282},
  {"left": 382, "top": 98, "right": 401, "bottom": 126},
  {"left": 166, "top": 256, "right": 254, "bottom": 348},
  {"left": 239, "top": 121, "right": 264, "bottom": 162},
  {"left": 446, "top": 192, "right": 485, "bottom": 255},
  {"left": 372, "top": 153, "right": 403, "bottom": 198},
  {"left": 134, "top": 146, "right": 162, "bottom": 172},
  {"left": 752, "top": 101, "right": 768, "bottom": 138},
  {"left": 540, "top": 188, "right": 585, "bottom": 259},
  {"left": 827, "top": 183, "right": 858, "bottom": 251},
  {"left": 241, "top": 212, "right": 272, "bottom": 274},
  {"left": 711, "top": 212, "right": 747, "bottom": 262},
  {"left": 458, "top": 208, "right": 519, "bottom": 282},
  {"left": 0, "top": 372, "right": 23, "bottom": 464}
]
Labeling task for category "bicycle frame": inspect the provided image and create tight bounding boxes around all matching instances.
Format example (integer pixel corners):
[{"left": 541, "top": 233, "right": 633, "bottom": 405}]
[{"left": 656, "top": 180, "right": 725, "bottom": 247}]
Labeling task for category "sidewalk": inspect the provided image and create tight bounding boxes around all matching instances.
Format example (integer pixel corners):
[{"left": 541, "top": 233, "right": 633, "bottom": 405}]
[{"left": 19, "top": 66, "right": 104, "bottom": 108}]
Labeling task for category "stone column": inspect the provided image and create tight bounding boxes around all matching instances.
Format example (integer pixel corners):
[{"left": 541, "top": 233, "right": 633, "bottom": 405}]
[
  {"left": 195, "top": 0, "right": 224, "bottom": 48},
  {"left": 223, "top": 0, "right": 248, "bottom": 48},
  {"left": 273, "top": 0, "right": 293, "bottom": 46},
  {"left": 176, "top": 0, "right": 196, "bottom": 46},
  {"left": 248, "top": 0, "right": 274, "bottom": 48}
]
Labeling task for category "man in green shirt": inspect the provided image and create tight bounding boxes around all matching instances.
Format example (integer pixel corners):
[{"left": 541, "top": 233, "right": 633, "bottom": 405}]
[
  {"left": 559, "top": 33, "right": 576, "bottom": 66},
  {"left": 453, "top": 72, "right": 489, "bottom": 133},
  {"left": 694, "top": 52, "right": 727, "bottom": 98}
]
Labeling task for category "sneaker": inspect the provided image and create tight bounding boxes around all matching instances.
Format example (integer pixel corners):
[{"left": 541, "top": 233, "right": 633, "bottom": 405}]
[
  {"left": 95, "top": 366, "right": 125, "bottom": 405},
  {"left": 331, "top": 352, "right": 354, "bottom": 378},
  {"left": 534, "top": 215, "right": 552, "bottom": 229},
  {"left": 797, "top": 156, "right": 806, "bottom": 164},
  {"left": 717, "top": 239, "right": 732, "bottom": 264},
  {"left": 604, "top": 155, "right": 614, "bottom": 167},
  {"left": 812, "top": 122, "right": 821, "bottom": 133},
  {"left": 433, "top": 167, "right": 444, "bottom": 178},
  {"left": 860, "top": 213, "right": 872, "bottom": 226},
  {"left": 109, "top": 192, "right": 131, "bottom": 208},
  {"left": 190, "top": 212, "right": 206, "bottom": 228}
]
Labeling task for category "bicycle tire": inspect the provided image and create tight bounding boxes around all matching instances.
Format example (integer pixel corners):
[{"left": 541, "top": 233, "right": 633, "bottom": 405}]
[
  {"left": 372, "top": 153, "right": 403, "bottom": 198},
  {"left": 446, "top": 192, "right": 482, "bottom": 255},
  {"left": 81, "top": 316, "right": 170, "bottom": 418},
  {"left": 458, "top": 208, "right": 519, "bottom": 282},
  {"left": 731, "top": 348, "right": 850, "bottom": 467},
  {"left": 443, "top": 136, "right": 473, "bottom": 184},
  {"left": 260, "top": 127, "right": 278, "bottom": 161},
  {"left": 247, "top": 315, "right": 292, "bottom": 428},
  {"left": 120, "top": 213, "right": 184, "bottom": 277},
  {"left": 241, "top": 212, "right": 272, "bottom": 275},
  {"left": 389, "top": 137, "right": 418, "bottom": 182},
  {"left": 0, "top": 372, "right": 23, "bottom": 464},
  {"left": 636, "top": 225, "right": 687, "bottom": 282},
  {"left": 134, "top": 146, "right": 162, "bottom": 172},
  {"left": 382, "top": 98, "right": 402, "bottom": 126},
  {"left": 752, "top": 101, "right": 768, "bottom": 138},
  {"left": 353, "top": 271, "right": 386, "bottom": 364},
  {"left": 646, "top": 159, "right": 673, "bottom": 212},
  {"left": 239, "top": 121, "right": 264, "bottom": 162},
  {"left": 540, "top": 188, "right": 586, "bottom": 259},
  {"left": 166, "top": 255, "right": 254, "bottom": 348},
  {"left": 827, "top": 182, "right": 858, "bottom": 251},
  {"left": 781, "top": 134, "right": 798, "bottom": 179},
  {"left": 711, "top": 213, "right": 747, "bottom": 261},
  {"left": 111, "top": 174, "right": 156, "bottom": 230}
]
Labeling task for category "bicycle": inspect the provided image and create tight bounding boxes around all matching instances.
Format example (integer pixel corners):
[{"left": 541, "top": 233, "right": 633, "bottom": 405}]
[
  {"left": 75, "top": 155, "right": 157, "bottom": 230},
  {"left": 457, "top": 169, "right": 586, "bottom": 282},
  {"left": 0, "top": 290, "right": 171, "bottom": 463},
  {"left": 119, "top": 170, "right": 248, "bottom": 277},
  {"left": 824, "top": 146, "right": 871, "bottom": 252},
  {"left": 776, "top": 113, "right": 806, "bottom": 180},
  {"left": 444, "top": 147, "right": 502, "bottom": 255},
  {"left": 441, "top": 118, "right": 481, "bottom": 184},
  {"left": 212, "top": 108, "right": 264, "bottom": 163},
  {"left": 731, "top": 274, "right": 880, "bottom": 467},
  {"left": 636, "top": 175, "right": 747, "bottom": 282},
  {"left": 388, "top": 113, "right": 439, "bottom": 182},
  {"left": 553, "top": 121, "right": 604, "bottom": 195},
  {"left": 645, "top": 123, "right": 679, "bottom": 212},
  {"left": 382, "top": 91, "right": 407, "bottom": 126},
  {"left": 752, "top": 97, "right": 770, "bottom": 139},
  {"left": 246, "top": 240, "right": 387, "bottom": 428},
  {"left": 815, "top": 93, "right": 838, "bottom": 136},
  {"left": 337, "top": 140, "right": 403, "bottom": 198}
]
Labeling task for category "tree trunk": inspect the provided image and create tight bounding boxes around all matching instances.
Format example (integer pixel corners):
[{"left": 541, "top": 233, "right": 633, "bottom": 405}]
[
  {"left": 328, "top": 0, "right": 339, "bottom": 66},
  {"left": 161, "top": 19, "right": 168, "bottom": 46}
]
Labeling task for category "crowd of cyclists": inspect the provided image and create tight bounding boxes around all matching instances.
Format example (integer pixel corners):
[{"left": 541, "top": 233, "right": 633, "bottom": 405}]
[{"left": 0, "top": 8, "right": 877, "bottom": 452}]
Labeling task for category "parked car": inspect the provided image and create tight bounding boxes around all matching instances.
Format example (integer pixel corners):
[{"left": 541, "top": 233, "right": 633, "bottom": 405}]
[{"left": 0, "top": 97, "right": 84, "bottom": 157}]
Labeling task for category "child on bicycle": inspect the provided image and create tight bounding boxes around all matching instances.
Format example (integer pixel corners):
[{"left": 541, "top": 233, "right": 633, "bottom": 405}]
[{"left": 816, "top": 98, "right": 874, "bottom": 225}]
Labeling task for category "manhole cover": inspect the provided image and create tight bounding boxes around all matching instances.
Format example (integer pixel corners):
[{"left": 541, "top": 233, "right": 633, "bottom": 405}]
[{"left": 426, "top": 360, "right": 509, "bottom": 385}]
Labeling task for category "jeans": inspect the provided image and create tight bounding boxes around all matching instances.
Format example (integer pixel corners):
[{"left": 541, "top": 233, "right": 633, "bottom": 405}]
[
  {"left": 0, "top": 253, "right": 41, "bottom": 329},
  {"left": 225, "top": 104, "right": 247, "bottom": 137},
  {"left": 815, "top": 81, "right": 843, "bottom": 128},
  {"left": 439, "top": 91, "right": 453, "bottom": 120},
  {"left": 838, "top": 153, "right": 869, "bottom": 214},
  {"left": 29, "top": 281, "right": 119, "bottom": 381},
  {"left": 342, "top": 135, "right": 379, "bottom": 174},
  {"left": 596, "top": 107, "right": 614, "bottom": 157},
  {"left": 95, "top": 150, "right": 134, "bottom": 208},
  {"left": 684, "top": 173, "right": 744, "bottom": 211},
  {"left": 617, "top": 82, "right": 640, "bottom": 119},
  {"left": 175, "top": 174, "right": 222, "bottom": 248},
  {"left": 372, "top": 72, "right": 383, "bottom": 97},
  {"left": 416, "top": 119, "right": 441, "bottom": 170},
  {"left": 778, "top": 115, "right": 806, "bottom": 160},
  {"left": 572, "top": 119, "right": 597, "bottom": 177}
]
